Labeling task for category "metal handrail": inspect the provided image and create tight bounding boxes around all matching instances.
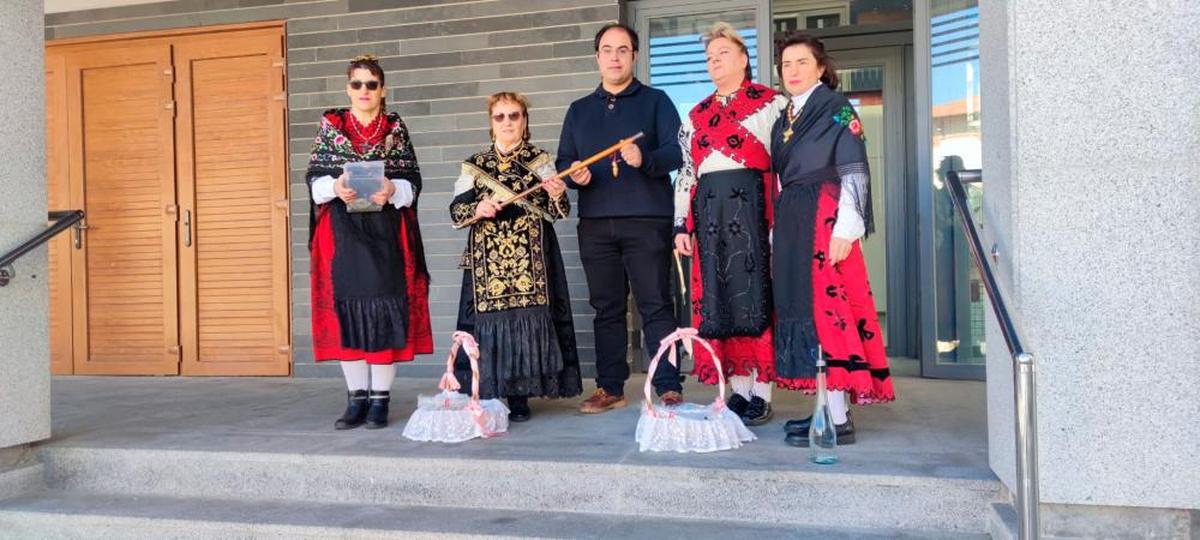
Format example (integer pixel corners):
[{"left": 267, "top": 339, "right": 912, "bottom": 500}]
[
  {"left": 0, "top": 210, "right": 85, "bottom": 287},
  {"left": 945, "top": 170, "right": 1040, "bottom": 539}
]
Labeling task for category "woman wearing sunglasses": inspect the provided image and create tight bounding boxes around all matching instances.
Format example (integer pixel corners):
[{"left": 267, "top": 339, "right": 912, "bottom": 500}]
[
  {"left": 448, "top": 92, "right": 582, "bottom": 422},
  {"left": 306, "top": 54, "right": 433, "bottom": 430}
]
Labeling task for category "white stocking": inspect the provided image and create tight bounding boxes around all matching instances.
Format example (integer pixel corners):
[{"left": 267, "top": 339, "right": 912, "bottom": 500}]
[
  {"left": 729, "top": 375, "right": 753, "bottom": 399},
  {"left": 370, "top": 363, "right": 396, "bottom": 392},
  {"left": 751, "top": 379, "right": 773, "bottom": 402},
  {"left": 340, "top": 360, "right": 369, "bottom": 391},
  {"left": 827, "top": 389, "right": 849, "bottom": 424}
]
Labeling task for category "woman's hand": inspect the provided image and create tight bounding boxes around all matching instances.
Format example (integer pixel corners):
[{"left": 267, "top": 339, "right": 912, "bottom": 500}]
[
  {"left": 474, "top": 199, "right": 502, "bottom": 220},
  {"left": 828, "top": 237, "right": 853, "bottom": 266},
  {"left": 370, "top": 177, "right": 395, "bottom": 206},
  {"left": 674, "top": 234, "right": 693, "bottom": 257},
  {"left": 542, "top": 177, "right": 567, "bottom": 199},
  {"left": 334, "top": 173, "right": 356, "bottom": 204}
]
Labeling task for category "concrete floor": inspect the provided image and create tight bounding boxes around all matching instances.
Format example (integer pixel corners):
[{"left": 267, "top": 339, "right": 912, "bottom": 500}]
[{"left": 46, "top": 373, "right": 993, "bottom": 482}]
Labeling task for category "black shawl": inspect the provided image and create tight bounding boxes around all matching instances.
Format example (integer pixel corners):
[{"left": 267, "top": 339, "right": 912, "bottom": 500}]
[{"left": 770, "top": 84, "right": 874, "bottom": 378}]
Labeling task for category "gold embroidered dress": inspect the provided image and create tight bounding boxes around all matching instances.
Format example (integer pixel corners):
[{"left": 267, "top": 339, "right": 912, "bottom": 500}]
[{"left": 449, "top": 142, "right": 582, "bottom": 399}]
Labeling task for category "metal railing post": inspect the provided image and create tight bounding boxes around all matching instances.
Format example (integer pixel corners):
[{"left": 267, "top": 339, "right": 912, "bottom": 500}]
[
  {"left": 945, "top": 170, "right": 1040, "bottom": 539},
  {"left": 1014, "top": 352, "right": 1040, "bottom": 539}
]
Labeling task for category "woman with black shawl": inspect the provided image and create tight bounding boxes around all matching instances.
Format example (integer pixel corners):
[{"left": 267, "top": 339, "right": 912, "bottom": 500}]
[
  {"left": 770, "top": 35, "right": 895, "bottom": 447},
  {"left": 307, "top": 55, "right": 432, "bottom": 430},
  {"left": 449, "top": 92, "right": 582, "bottom": 422}
]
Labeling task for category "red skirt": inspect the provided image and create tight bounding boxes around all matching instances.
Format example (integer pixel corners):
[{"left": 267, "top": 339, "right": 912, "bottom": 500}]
[
  {"left": 310, "top": 205, "right": 433, "bottom": 364},
  {"left": 776, "top": 183, "right": 894, "bottom": 404}
]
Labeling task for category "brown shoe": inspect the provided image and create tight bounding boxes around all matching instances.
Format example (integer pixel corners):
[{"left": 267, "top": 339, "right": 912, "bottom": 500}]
[
  {"left": 579, "top": 389, "right": 627, "bottom": 414},
  {"left": 659, "top": 391, "right": 683, "bottom": 407}
]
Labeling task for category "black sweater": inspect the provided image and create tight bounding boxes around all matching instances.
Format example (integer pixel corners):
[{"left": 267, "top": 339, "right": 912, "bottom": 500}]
[{"left": 555, "top": 79, "right": 682, "bottom": 219}]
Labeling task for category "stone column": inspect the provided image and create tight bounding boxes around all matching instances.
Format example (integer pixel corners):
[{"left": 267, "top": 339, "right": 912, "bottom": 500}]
[
  {"left": 0, "top": 0, "right": 50, "bottom": 451},
  {"left": 980, "top": 0, "right": 1200, "bottom": 531}
]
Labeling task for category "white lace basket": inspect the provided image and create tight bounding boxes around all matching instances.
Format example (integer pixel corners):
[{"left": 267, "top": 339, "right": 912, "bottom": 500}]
[
  {"left": 402, "top": 331, "right": 509, "bottom": 443},
  {"left": 634, "top": 328, "right": 756, "bottom": 453}
]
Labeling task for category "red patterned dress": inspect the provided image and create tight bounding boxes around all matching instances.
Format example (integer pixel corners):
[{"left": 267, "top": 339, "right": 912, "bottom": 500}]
[
  {"left": 307, "top": 109, "right": 433, "bottom": 364},
  {"left": 674, "top": 81, "right": 787, "bottom": 385},
  {"left": 769, "top": 84, "right": 894, "bottom": 404}
]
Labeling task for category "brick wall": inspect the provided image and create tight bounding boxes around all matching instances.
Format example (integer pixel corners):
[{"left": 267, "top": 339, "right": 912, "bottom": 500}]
[{"left": 45, "top": 0, "right": 621, "bottom": 377}]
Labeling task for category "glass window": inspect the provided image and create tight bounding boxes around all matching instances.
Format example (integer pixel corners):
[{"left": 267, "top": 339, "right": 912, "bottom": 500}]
[
  {"left": 929, "top": 0, "right": 984, "bottom": 366},
  {"left": 773, "top": 0, "right": 912, "bottom": 32},
  {"left": 647, "top": 11, "right": 759, "bottom": 117}
]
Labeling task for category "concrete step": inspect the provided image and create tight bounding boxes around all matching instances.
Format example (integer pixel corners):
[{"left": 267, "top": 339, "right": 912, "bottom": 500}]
[
  {"left": 0, "top": 462, "right": 43, "bottom": 502},
  {"left": 38, "top": 444, "right": 1001, "bottom": 535},
  {"left": 0, "top": 492, "right": 989, "bottom": 539}
]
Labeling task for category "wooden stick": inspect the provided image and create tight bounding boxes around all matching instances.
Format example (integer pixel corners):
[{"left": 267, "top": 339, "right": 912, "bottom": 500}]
[
  {"left": 673, "top": 250, "right": 687, "bottom": 297},
  {"left": 454, "top": 132, "right": 644, "bottom": 229}
]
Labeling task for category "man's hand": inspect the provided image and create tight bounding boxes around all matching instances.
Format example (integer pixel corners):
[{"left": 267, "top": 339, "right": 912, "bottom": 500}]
[
  {"left": 568, "top": 161, "right": 592, "bottom": 186},
  {"left": 620, "top": 142, "right": 643, "bottom": 168}
]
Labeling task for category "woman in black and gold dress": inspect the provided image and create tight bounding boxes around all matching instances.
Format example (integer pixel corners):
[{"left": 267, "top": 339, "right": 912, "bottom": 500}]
[{"left": 449, "top": 92, "right": 582, "bottom": 422}]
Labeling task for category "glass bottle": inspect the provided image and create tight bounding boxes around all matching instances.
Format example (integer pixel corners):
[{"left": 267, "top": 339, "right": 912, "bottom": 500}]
[{"left": 809, "top": 354, "right": 838, "bottom": 465}]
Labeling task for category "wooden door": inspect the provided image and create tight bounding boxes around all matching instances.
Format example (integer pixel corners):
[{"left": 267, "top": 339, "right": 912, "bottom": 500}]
[
  {"left": 46, "top": 50, "right": 74, "bottom": 375},
  {"left": 174, "top": 30, "right": 291, "bottom": 375},
  {"left": 66, "top": 44, "right": 180, "bottom": 375}
]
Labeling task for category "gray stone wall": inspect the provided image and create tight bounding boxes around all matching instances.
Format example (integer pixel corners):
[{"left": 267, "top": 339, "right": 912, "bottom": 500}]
[
  {"left": 0, "top": 0, "right": 50, "bottom": 449},
  {"left": 980, "top": 0, "right": 1200, "bottom": 512},
  {"left": 44, "top": 0, "right": 621, "bottom": 378}
]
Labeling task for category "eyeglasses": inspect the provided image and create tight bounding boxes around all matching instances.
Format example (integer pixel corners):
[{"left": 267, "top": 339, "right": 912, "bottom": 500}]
[
  {"left": 599, "top": 46, "right": 633, "bottom": 58},
  {"left": 348, "top": 80, "right": 380, "bottom": 91},
  {"left": 491, "top": 111, "right": 523, "bottom": 122}
]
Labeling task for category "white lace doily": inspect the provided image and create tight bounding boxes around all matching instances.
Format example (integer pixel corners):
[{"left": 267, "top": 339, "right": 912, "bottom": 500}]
[
  {"left": 635, "top": 403, "right": 756, "bottom": 453},
  {"left": 402, "top": 390, "right": 509, "bottom": 443}
]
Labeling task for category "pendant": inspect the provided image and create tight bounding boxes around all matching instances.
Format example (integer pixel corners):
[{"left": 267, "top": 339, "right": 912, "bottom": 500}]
[
  {"left": 611, "top": 160, "right": 619, "bottom": 179},
  {"left": 782, "top": 127, "right": 793, "bottom": 143},
  {"left": 498, "top": 162, "right": 510, "bottom": 172}
]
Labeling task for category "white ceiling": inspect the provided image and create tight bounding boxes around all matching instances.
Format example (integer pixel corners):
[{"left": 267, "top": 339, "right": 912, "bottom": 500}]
[{"left": 45, "top": 0, "right": 165, "bottom": 14}]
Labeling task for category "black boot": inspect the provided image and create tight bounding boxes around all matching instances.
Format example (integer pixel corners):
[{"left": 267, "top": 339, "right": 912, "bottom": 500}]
[
  {"left": 784, "top": 412, "right": 852, "bottom": 436},
  {"left": 334, "top": 390, "right": 369, "bottom": 430},
  {"left": 784, "top": 415, "right": 856, "bottom": 446},
  {"left": 726, "top": 393, "right": 751, "bottom": 419},
  {"left": 364, "top": 390, "right": 390, "bottom": 430},
  {"left": 508, "top": 396, "right": 531, "bottom": 423},
  {"left": 743, "top": 396, "right": 773, "bottom": 426}
]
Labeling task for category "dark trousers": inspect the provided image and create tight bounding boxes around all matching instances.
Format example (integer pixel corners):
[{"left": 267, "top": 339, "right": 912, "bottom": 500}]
[{"left": 578, "top": 217, "right": 682, "bottom": 396}]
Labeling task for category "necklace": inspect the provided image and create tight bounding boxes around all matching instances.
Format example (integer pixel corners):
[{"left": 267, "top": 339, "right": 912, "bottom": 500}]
[
  {"left": 713, "top": 85, "right": 740, "bottom": 104},
  {"left": 348, "top": 112, "right": 385, "bottom": 151},
  {"left": 782, "top": 101, "right": 802, "bottom": 143},
  {"left": 495, "top": 140, "right": 524, "bottom": 172}
]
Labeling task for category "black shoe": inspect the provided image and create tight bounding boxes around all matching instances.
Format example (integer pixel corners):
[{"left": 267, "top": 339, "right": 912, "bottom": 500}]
[
  {"left": 784, "top": 411, "right": 852, "bottom": 436},
  {"left": 334, "top": 390, "right": 369, "bottom": 430},
  {"left": 363, "top": 391, "right": 390, "bottom": 430},
  {"left": 784, "top": 416, "right": 856, "bottom": 447},
  {"left": 726, "top": 393, "right": 751, "bottom": 417},
  {"left": 508, "top": 396, "right": 531, "bottom": 423},
  {"left": 743, "top": 397, "right": 773, "bottom": 426}
]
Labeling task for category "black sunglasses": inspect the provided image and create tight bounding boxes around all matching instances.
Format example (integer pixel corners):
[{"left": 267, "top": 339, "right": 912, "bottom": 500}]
[
  {"left": 491, "top": 111, "right": 523, "bottom": 122},
  {"left": 349, "top": 80, "right": 381, "bottom": 91}
]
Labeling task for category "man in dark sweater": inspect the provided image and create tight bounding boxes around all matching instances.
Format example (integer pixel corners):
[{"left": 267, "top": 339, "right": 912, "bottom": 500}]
[{"left": 556, "top": 23, "right": 684, "bottom": 413}]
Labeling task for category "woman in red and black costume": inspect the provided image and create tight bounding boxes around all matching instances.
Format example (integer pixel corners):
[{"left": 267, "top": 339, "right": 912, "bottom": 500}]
[
  {"left": 307, "top": 55, "right": 432, "bottom": 430},
  {"left": 770, "top": 34, "right": 895, "bottom": 447},
  {"left": 673, "top": 23, "right": 787, "bottom": 426}
]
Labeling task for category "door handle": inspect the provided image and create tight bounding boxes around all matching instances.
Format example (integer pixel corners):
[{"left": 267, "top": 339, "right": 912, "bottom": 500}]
[{"left": 183, "top": 210, "right": 192, "bottom": 247}]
